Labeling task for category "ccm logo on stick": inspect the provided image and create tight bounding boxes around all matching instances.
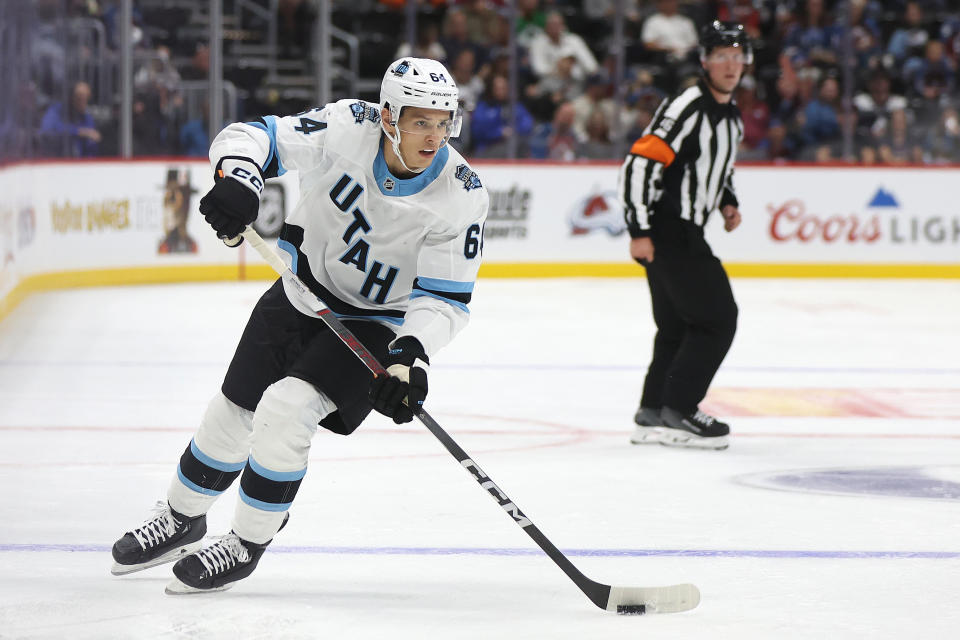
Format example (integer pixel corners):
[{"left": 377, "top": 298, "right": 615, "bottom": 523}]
[{"left": 461, "top": 459, "right": 532, "bottom": 527}]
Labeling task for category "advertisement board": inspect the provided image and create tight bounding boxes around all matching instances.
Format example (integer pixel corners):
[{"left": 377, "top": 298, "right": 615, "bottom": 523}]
[{"left": 1, "top": 159, "right": 958, "bottom": 321}]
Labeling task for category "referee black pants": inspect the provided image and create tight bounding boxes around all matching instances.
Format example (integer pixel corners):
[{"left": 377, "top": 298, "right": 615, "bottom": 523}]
[{"left": 640, "top": 220, "right": 737, "bottom": 414}]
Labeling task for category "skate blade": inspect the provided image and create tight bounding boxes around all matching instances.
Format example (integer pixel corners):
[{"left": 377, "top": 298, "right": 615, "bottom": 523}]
[
  {"left": 659, "top": 432, "right": 729, "bottom": 450},
  {"left": 110, "top": 541, "right": 204, "bottom": 576},
  {"left": 629, "top": 427, "right": 662, "bottom": 444},
  {"left": 164, "top": 577, "right": 233, "bottom": 595}
]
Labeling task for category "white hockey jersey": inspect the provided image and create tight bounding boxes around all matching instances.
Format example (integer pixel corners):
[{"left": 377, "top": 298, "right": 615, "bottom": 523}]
[{"left": 209, "top": 99, "right": 489, "bottom": 357}]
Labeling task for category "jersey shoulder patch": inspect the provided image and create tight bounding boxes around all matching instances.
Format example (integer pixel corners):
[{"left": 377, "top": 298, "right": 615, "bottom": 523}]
[
  {"left": 348, "top": 100, "right": 382, "bottom": 126},
  {"left": 454, "top": 164, "right": 482, "bottom": 191}
]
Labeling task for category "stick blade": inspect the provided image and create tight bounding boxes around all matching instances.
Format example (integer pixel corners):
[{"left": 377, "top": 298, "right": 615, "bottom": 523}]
[{"left": 607, "top": 583, "right": 700, "bottom": 614}]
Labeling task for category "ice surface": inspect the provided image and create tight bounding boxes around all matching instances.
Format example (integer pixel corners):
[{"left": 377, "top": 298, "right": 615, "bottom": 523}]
[{"left": 1, "top": 277, "right": 958, "bottom": 639}]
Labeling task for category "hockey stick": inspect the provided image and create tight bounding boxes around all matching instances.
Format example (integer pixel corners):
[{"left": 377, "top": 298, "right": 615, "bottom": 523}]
[{"left": 234, "top": 227, "right": 700, "bottom": 615}]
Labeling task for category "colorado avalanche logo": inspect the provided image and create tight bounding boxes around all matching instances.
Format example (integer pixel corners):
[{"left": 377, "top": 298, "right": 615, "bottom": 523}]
[
  {"left": 391, "top": 60, "right": 411, "bottom": 77},
  {"left": 349, "top": 101, "right": 381, "bottom": 125},
  {"left": 455, "top": 164, "right": 482, "bottom": 191}
]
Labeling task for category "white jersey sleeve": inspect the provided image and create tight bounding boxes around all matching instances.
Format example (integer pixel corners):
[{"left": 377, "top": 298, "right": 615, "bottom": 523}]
[
  {"left": 208, "top": 105, "right": 334, "bottom": 190},
  {"left": 394, "top": 199, "right": 487, "bottom": 356}
]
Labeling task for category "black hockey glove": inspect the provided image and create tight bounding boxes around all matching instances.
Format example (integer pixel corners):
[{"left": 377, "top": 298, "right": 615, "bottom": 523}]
[
  {"left": 198, "top": 175, "right": 260, "bottom": 245},
  {"left": 369, "top": 336, "right": 429, "bottom": 424}
]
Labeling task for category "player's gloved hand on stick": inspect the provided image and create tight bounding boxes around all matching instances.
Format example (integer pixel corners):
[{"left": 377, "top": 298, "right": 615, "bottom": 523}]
[
  {"left": 369, "top": 336, "right": 429, "bottom": 424},
  {"left": 199, "top": 172, "right": 260, "bottom": 245}
]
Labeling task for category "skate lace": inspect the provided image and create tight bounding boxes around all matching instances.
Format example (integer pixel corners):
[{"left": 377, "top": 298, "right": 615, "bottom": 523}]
[
  {"left": 132, "top": 501, "right": 180, "bottom": 550},
  {"left": 693, "top": 410, "right": 715, "bottom": 426},
  {"left": 196, "top": 534, "right": 250, "bottom": 576}
]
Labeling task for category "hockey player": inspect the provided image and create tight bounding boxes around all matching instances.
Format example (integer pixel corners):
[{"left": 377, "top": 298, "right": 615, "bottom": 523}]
[
  {"left": 618, "top": 21, "right": 749, "bottom": 450},
  {"left": 110, "top": 58, "right": 488, "bottom": 593}
]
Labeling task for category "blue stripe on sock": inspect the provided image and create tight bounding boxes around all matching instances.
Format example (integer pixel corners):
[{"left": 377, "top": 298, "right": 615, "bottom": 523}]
[
  {"left": 177, "top": 465, "right": 223, "bottom": 496},
  {"left": 239, "top": 487, "right": 292, "bottom": 512},
  {"left": 247, "top": 456, "right": 306, "bottom": 482},
  {"left": 189, "top": 439, "right": 246, "bottom": 472}
]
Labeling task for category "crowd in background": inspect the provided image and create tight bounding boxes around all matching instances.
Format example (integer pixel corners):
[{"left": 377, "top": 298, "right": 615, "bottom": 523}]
[{"left": 4, "top": 0, "right": 960, "bottom": 164}]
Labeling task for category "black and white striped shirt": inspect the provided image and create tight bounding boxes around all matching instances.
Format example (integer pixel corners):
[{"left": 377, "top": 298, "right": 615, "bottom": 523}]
[{"left": 618, "top": 79, "right": 743, "bottom": 238}]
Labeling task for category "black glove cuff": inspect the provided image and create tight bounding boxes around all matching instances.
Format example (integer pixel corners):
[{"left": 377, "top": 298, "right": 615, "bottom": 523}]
[{"left": 386, "top": 336, "right": 429, "bottom": 367}]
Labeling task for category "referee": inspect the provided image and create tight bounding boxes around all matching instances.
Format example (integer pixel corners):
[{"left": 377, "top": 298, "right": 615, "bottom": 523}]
[{"left": 617, "top": 21, "right": 750, "bottom": 450}]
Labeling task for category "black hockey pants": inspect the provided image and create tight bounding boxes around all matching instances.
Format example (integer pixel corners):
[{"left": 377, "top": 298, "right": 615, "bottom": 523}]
[{"left": 639, "top": 218, "right": 738, "bottom": 413}]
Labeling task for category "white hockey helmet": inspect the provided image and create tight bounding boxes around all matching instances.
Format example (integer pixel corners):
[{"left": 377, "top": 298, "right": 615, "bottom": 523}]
[{"left": 380, "top": 57, "right": 462, "bottom": 139}]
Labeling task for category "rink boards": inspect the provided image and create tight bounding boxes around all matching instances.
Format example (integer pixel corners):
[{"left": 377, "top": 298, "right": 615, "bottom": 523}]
[{"left": 1, "top": 159, "right": 959, "bottom": 320}]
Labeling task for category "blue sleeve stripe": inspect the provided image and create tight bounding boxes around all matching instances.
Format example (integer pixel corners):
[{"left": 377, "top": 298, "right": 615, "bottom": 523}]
[
  {"left": 248, "top": 455, "right": 307, "bottom": 482},
  {"left": 239, "top": 487, "right": 292, "bottom": 512},
  {"left": 415, "top": 277, "right": 474, "bottom": 293},
  {"left": 410, "top": 289, "right": 470, "bottom": 314},
  {"left": 243, "top": 117, "right": 286, "bottom": 177},
  {"left": 177, "top": 465, "right": 224, "bottom": 496},
  {"left": 277, "top": 239, "right": 298, "bottom": 274},
  {"left": 190, "top": 439, "right": 246, "bottom": 472},
  {"left": 263, "top": 115, "right": 286, "bottom": 176}
]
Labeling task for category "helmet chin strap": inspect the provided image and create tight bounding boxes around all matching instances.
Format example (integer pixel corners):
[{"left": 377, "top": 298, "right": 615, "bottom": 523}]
[{"left": 381, "top": 122, "right": 425, "bottom": 175}]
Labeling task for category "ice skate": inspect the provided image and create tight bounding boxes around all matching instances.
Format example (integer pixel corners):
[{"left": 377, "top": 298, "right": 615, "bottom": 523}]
[
  {"left": 630, "top": 406, "right": 663, "bottom": 444},
  {"left": 165, "top": 512, "right": 289, "bottom": 594},
  {"left": 658, "top": 407, "right": 730, "bottom": 450},
  {"left": 111, "top": 501, "right": 207, "bottom": 575}
]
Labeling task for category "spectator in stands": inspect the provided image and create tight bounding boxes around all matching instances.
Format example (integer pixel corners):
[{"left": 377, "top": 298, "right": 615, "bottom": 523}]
[
  {"left": 578, "top": 109, "right": 616, "bottom": 159},
  {"left": 877, "top": 107, "right": 923, "bottom": 164},
  {"left": 528, "top": 11, "right": 598, "bottom": 83},
  {"left": 621, "top": 69, "right": 665, "bottom": 133},
  {"left": 132, "top": 91, "right": 174, "bottom": 156},
  {"left": 783, "top": 0, "right": 838, "bottom": 68},
  {"left": 459, "top": 0, "right": 499, "bottom": 46},
  {"left": 38, "top": 80, "right": 100, "bottom": 157},
  {"left": 450, "top": 48, "right": 484, "bottom": 154},
  {"left": 816, "top": 106, "right": 873, "bottom": 164},
  {"left": 763, "top": 62, "right": 806, "bottom": 160},
  {"left": 572, "top": 73, "right": 615, "bottom": 142},
  {"left": 923, "top": 106, "right": 960, "bottom": 163},
  {"left": 134, "top": 45, "right": 181, "bottom": 96},
  {"left": 854, "top": 69, "right": 908, "bottom": 146},
  {"left": 910, "top": 71, "right": 951, "bottom": 141},
  {"left": 101, "top": 0, "right": 150, "bottom": 51},
  {"left": 179, "top": 101, "right": 210, "bottom": 157},
  {"left": 886, "top": 2, "right": 929, "bottom": 68},
  {"left": 801, "top": 74, "right": 840, "bottom": 149},
  {"left": 451, "top": 49, "right": 484, "bottom": 113},
  {"left": 903, "top": 39, "right": 955, "bottom": 97},
  {"left": 940, "top": 13, "right": 960, "bottom": 63},
  {"left": 179, "top": 43, "right": 210, "bottom": 82},
  {"left": 441, "top": 9, "right": 489, "bottom": 71},
  {"left": 471, "top": 74, "right": 534, "bottom": 157},
  {"left": 640, "top": 0, "right": 699, "bottom": 63},
  {"left": 844, "top": 0, "right": 882, "bottom": 70},
  {"left": 515, "top": 0, "right": 547, "bottom": 48},
  {"left": 735, "top": 75, "right": 770, "bottom": 158},
  {"left": 395, "top": 21, "right": 447, "bottom": 62},
  {"left": 524, "top": 54, "right": 583, "bottom": 123},
  {"left": 545, "top": 101, "right": 582, "bottom": 161}
]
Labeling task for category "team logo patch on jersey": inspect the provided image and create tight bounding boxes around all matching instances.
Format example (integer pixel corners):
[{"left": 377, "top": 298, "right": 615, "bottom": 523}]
[
  {"left": 382, "top": 177, "right": 395, "bottom": 191},
  {"left": 349, "top": 101, "right": 381, "bottom": 125},
  {"left": 391, "top": 60, "right": 411, "bottom": 77},
  {"left": 455, "top": 164, "right": 482, "bottom": 191}
]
